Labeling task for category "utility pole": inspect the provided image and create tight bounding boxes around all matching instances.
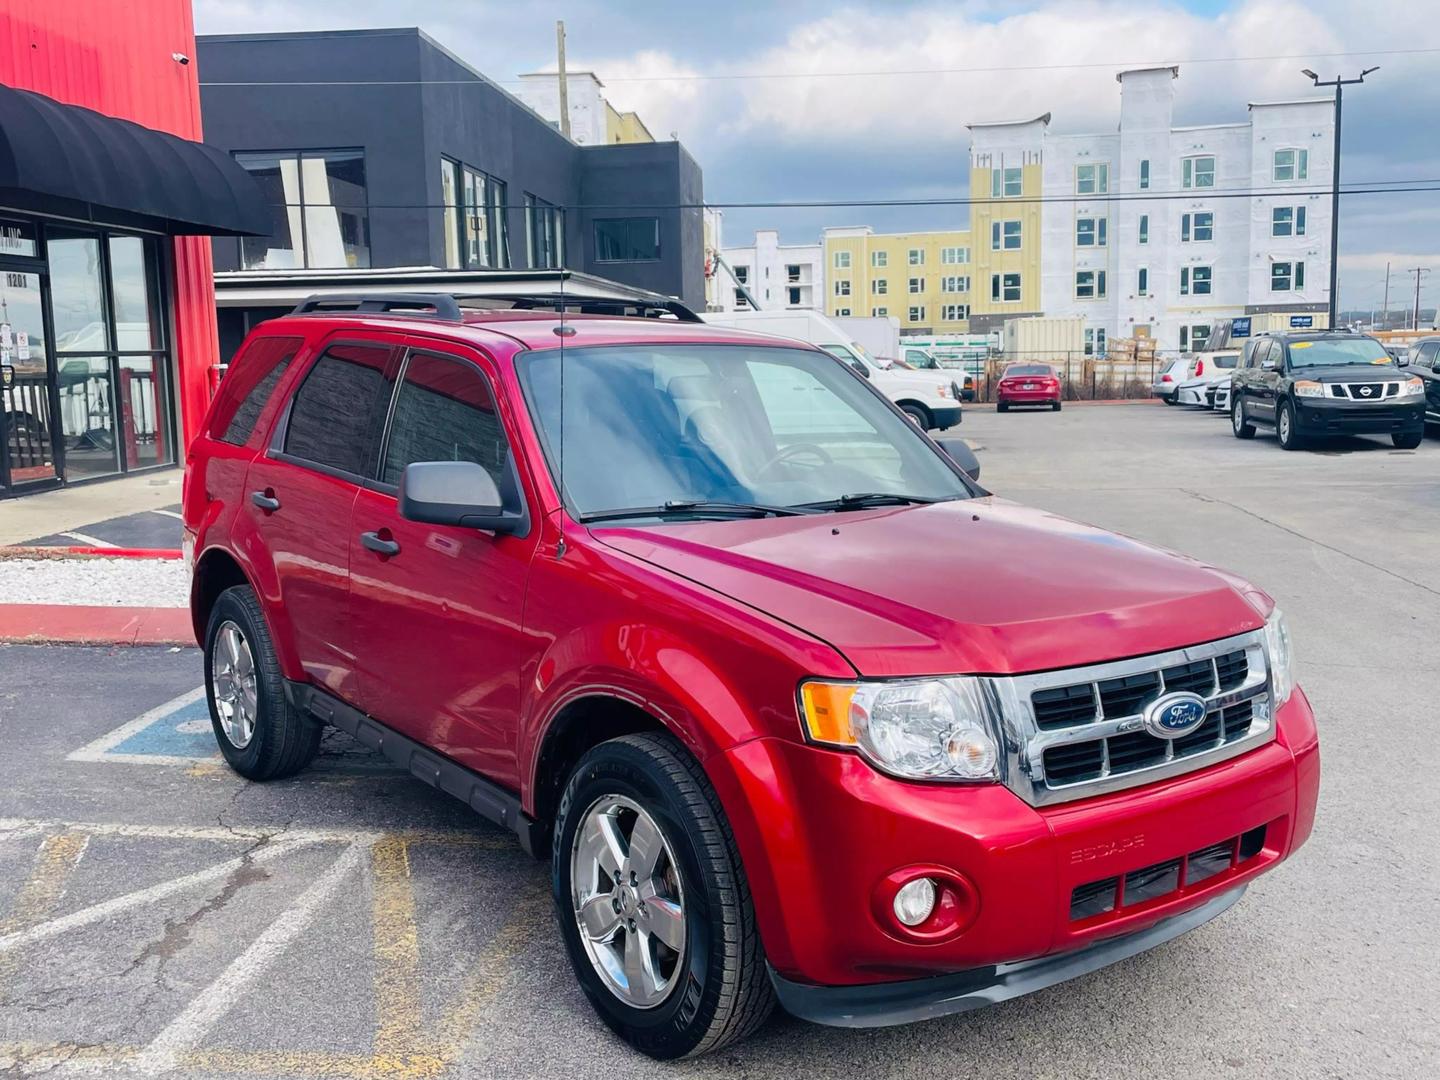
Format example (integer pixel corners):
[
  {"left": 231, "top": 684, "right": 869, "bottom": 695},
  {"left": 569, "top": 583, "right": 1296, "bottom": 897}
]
[
  {"left": 1382, "top": 261, "right": 1390, "bottom": 330},
  {"left": 555, "top": 21, "right": 570, "bottom": 139},
  {"left": 1301, "top": 66, "right": 1379, "bottom": 329},
  {"left": 1406, "top": 267, "right": 1429, "bottom": 330}
]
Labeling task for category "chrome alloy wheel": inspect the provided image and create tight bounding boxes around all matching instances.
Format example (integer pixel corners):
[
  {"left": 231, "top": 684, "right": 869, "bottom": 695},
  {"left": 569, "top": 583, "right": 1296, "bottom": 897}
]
[
  {"left": 1232, "top": 398, "right": 1245, "bottom": 432},
  {"left": 1278, "top": 403, "right": 1292, "bottom": 443},
  {"left": 212, "top": 620, "right": 258, "bottom": 749},
  {"left": 570, "top": 794, "right": 687, "bottom": 1009}
]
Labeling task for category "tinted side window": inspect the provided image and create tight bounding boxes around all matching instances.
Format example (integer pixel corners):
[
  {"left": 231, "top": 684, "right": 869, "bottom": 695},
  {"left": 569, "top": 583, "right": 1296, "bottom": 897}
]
[
  {"left": 1418, "top": 342, "right": 1439, "bottom": 368},
  {"left": 284, "top": 343, "right": 393, "bottom": 475},
  {"left": 381, "top": 352, "right": 509, "bottom": 487},
  {"left": 210, "top": 336, "right": 303, "bottom": 446}
]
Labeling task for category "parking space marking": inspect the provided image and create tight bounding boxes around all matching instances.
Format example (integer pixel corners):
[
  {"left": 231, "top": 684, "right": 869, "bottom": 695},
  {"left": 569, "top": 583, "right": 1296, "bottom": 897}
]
[
  {"left": 372, "top": 836, "right": 425, "bottom": 1061},
  {"left": 133, "top": 842, "right": 370, "bottom": 1076},
  {"left": 0, "top": 817, "right": 514, "bottom": 849},
  {"left": 67, "top": 686, "right": 213, "bottom": 766}
]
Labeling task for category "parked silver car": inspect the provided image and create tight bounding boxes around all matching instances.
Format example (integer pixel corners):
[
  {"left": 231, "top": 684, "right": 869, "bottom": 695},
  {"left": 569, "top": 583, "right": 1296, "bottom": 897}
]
[{"left": 1152, "top": 357, "right": 1196, "bottom": 405}]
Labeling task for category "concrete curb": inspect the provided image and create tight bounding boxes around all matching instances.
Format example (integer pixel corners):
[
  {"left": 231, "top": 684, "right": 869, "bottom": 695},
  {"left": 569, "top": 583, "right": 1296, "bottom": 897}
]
[
  {"left": 0, "top": 604, "right": 194, "bottom": 646},
  {"left": 0, "top": 546, "right": 182, "bottom": 561}
]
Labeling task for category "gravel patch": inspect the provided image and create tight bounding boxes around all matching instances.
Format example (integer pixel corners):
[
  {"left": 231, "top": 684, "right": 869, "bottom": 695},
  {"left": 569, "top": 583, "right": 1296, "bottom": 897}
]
[{"left": 0, "top": 557, "right": 188, "bottom": 608}]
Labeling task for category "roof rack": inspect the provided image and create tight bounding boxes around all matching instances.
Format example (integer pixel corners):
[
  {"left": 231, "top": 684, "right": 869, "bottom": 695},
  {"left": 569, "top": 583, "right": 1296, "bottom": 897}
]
[{"left": 289, "top": 291, "right": 701, "bottom": 323}]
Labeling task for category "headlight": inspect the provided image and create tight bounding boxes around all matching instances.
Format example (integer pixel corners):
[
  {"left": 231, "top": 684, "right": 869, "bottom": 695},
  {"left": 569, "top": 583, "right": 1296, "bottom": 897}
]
[
  {"left": 800, "top": 679, "right": 1000, "bottom": 781},
  {"left": 1398, "top": 377, "right": 1425, "bottom": 398},
  {"left": 936, "top": 383, "right": 951, "bottom": 399},
  {"left": 1263, "top": 608, "right": 1294, "bottom": 706},
  {"left": 1293, "top": 380, "right": 1324, "bottom": 398}
]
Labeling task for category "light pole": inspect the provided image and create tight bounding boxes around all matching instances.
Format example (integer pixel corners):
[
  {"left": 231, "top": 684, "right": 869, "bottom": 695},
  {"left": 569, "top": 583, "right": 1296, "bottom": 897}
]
[{"left": 1301, "top": 66, "right": 1378, "bottom": 329}]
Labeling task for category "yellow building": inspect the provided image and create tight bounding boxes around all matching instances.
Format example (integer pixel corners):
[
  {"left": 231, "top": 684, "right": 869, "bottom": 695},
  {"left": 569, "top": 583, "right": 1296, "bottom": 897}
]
[
  {"left": 822, "top": 227, "right": 975, "bottom": 333},
  {"left": 966, "top": 115, "right": 1047, "bottom": 329},
  {"left": 605, "top": 103, "right": 654, "bottom": 144}
]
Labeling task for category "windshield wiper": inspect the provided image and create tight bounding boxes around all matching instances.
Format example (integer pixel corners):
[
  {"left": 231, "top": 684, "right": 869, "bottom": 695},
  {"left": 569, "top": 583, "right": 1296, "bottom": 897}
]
[
  {"left": 795, "top": 492, "right": 950, "bottom": 512},
  {"left": 580, "top": 499, "right": 815, "bottom": 524}
]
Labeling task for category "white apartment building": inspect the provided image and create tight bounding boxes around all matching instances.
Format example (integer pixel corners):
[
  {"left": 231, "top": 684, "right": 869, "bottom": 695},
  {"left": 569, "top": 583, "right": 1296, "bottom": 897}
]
[
  {"left": 717, "top": 229, "right": 825, "bottom": 311},
  {"left": 1020, "top": 66, "right": 1332, "bottom": 354},
  {"left": 514, "top": 71, "right": 655, "bottom": 146}
]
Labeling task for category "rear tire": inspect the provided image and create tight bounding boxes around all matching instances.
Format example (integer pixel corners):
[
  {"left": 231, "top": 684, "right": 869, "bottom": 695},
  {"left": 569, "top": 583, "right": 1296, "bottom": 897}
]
[
  {"left": 1163, "top": 395, "right": 1179, "bottom": 406},
  {"left": 997, "top": 402, "right": 1009, "bottom": 413},
  {"left": 552, "top": 733, "right": 775, "bottom": 1059},
  {"left": 1277, "top": 398, "right": 1303, "bottom": 450},
  {"left": 1393, "top": 430, "right": 1423, "bottom": 449},
  {"left": 1232, "top": 397, "right": 1256, "bottom": 439},
  {"left": 204, "top": 585, "right": 322, "bottom": 780},
  {"left": 1052, "top": 400, "right": 1062, "bottom": 412}
]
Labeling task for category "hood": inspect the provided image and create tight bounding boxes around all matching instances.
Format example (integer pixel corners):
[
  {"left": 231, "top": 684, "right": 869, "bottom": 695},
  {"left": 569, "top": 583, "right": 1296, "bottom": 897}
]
[
  {"left": 593, "top": 499, "right": 1266, "bottom": 678},
  {"left": 1295, "top": 364, "right": 1404, "bottom": 382}
]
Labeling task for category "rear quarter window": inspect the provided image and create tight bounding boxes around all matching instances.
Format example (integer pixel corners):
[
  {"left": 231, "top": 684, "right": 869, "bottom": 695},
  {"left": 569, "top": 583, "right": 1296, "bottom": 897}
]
[{"left": 208, "top": 336, "right": 303, "bottom": 446}]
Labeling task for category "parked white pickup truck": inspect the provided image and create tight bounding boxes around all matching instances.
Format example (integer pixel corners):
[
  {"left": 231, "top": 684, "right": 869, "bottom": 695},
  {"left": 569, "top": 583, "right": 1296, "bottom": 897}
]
[{"left": 699, "top": 310, "right": 963, "bottom": 430}]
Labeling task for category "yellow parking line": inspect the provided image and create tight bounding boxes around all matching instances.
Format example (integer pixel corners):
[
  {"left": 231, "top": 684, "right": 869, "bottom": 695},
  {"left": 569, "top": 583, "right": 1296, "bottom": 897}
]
[
  {"left": 372, "top": 836, "right": 425, "bottom": 1062},
  {"left": 0, "top": 830, "right": 89, "bottom": 986}
]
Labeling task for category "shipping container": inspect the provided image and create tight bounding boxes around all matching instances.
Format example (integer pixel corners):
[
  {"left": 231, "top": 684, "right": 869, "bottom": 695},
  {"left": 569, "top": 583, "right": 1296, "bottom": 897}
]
[{"left": 1002, "top": 316, "right": 1085, "bottom": 361}]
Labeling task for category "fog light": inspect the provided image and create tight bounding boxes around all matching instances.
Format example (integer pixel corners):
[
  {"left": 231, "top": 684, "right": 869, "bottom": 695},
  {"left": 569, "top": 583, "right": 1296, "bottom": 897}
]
[{"left": 893, "top": 877, "right": 937, "bottom": 927}]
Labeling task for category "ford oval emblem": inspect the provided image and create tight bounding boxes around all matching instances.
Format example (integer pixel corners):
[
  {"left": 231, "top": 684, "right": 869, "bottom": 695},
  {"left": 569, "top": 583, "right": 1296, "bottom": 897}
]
[{"left": 1142, "top": 692, "right": 1209, "bottom": 739}]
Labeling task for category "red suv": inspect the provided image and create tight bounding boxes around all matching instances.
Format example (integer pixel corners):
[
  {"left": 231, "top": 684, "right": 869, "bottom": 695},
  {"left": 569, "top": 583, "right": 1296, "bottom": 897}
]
[{"left": 185, "top": 294, "right": 1319, "bottom": 1059}]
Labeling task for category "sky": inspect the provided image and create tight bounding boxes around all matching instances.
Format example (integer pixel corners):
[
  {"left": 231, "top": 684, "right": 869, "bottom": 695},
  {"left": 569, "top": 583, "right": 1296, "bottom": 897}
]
[{"left": 194, "top": 0, "right": 1440, "bottom": 313}]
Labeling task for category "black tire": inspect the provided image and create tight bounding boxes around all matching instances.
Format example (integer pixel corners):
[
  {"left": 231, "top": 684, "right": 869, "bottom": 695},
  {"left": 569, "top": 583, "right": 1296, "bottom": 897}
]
[
  {"left": 552, "top": 733, "right": 774, "bottom": 1059},
  {"left": 1393, "top": 430, "right": 1423, "bottom": 449},
  {"left": 1277, "top": 398, "right": 1303, "bottom": 450},
  {"left": 900, "top": 403, "right": 930, "bottom": 428},
  {"left": 1163, "top": 394, "right": 1179, "bottom": 406},
  {"left": 997, "top": 402, "right": 1009, "bottom": 413},
  {"left": 203, "top": 585, "right": 322, "bottom": 780},
  {"left": 1232, "top": 396, "right": 1256, "bottom": 439},
  {"left": 1052, "top": 400, "right": 1062, "bottom": 412}
]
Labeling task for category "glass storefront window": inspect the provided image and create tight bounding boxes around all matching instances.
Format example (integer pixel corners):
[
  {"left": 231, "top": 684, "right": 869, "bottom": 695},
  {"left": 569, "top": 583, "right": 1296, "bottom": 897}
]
[
  {"left": 0, "top": 270, "right": 57, "bottom": 486},
  {"left": 57, "top": 354, "right": 119, "bottom": 481},
  {"left": 48, "top": 232, "right": 108, "bottom": 351},
  {"left": 235, "top": 150, "right": 370, "bottom": 270},
  {"left": 109, "top": 235, "right": 158, "bottom": 350}
]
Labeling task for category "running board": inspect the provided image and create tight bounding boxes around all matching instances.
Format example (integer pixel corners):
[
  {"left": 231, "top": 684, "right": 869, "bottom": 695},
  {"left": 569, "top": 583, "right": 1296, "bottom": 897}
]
[{"left": 285, "top": 681, "right": 544, "bottom": 856}]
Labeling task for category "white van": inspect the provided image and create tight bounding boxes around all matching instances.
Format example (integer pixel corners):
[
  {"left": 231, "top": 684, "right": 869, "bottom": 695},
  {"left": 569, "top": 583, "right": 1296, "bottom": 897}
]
[{"left": 699, "top": 310, "right": 963, "bottom": 430}]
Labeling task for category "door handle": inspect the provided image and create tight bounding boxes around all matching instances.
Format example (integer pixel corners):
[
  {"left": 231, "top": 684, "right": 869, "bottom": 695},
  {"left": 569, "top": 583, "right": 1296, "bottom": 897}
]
[
  {"left": 360, "top": 530, "right": 401, "bottom": 557},
  {"left": 250, "top": 490, "right": 281, "bottom": 512}
]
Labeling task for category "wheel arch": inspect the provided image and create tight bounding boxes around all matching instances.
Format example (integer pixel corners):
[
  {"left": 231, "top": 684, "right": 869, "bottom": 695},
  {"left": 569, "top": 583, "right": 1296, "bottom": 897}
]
[
  {"left": 191, "top": 547, "right": 302, "bottom": 678},
  {"left": 895, "top": 399, "right": 933, "bottom": 426}
]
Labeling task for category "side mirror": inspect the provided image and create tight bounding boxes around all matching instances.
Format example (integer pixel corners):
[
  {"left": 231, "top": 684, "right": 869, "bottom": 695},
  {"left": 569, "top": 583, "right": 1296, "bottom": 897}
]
[
  {"left": 399, "top": 461, "right": 526, "bottom": 535},
  {"left": 850, "top": 360, "right": 871, "bottom": 380},
  {"left": 1260, "top": 359, "right": 1279, "bottom": 372},
  {"left": 933, "top": 436, "right": 981, "bottom": 483}
]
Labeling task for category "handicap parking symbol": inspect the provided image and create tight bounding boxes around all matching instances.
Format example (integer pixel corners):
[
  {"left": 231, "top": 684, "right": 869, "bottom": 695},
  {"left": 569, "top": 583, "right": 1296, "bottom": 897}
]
[{"left": 67, "top": 688, "right": 220, "bottom": 765}]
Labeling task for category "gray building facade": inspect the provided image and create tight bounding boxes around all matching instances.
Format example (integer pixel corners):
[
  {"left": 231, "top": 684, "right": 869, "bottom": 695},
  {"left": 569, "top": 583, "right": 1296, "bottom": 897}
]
[{"left": 198, "top": 28, "right": 704, "bottom": 308}]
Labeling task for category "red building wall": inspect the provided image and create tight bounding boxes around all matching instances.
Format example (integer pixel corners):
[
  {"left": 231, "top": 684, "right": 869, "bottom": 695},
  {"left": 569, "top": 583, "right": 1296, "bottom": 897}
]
[{"left": 0, "top": 0, "right": 220, "bottom": 446}]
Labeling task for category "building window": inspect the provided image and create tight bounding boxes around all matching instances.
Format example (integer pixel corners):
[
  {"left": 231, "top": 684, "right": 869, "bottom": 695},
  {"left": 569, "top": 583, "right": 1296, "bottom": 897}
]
[
  {"left": 872, "top": 306, "right": 889, "bottom": 317},
  {"left": 871, "top": 279, "right": 888, "bottom": 295},
  {"left": 1272, "top": 206, "right": 1308, "bottom": 237},
  {"left": 991, "top": 220, "right": 1022, "bottom": 250},
  {"left": 1180, "top": 265, "right": 1213, "bottom": 296},
  {"left": 908, "top": 248, "right": 925, "bottom": 266},
  {"left": 1271, "top": 261, "right": 1306, "bottom": 291},
  {"left": 941, "top": 246, "right": 969, "bottom": 264},
  {"left": 871, "top": 250, "right": 887, "bottom": 267},
  {"left": 908, "top": 305, "right": 926, "bottom": 323},
  {"left": 1075, "top": 162, "right": 1109, "bottom": 195},
  {"left": 440, "top": 159, "right": 461, "bottom": 270},
  {"left": 991, "top": 166, "right": 1023, "bottom": 198},
  {"left": 1139, "top": 159, "right": 1150, "bottom": 190},
  {"left": 908, "top": 277, "right": 924, "bottom": 294},
  {"left": 236, "top": 149, "right": 370, "bottom": 270},
  {"left": 1084, "top": 327, "right": 1107, "bottom": 357},
  {"left": 942, "top": 304, "right": 969, "bottom": 321},
  {"left": 990, "top": 272, "right": 1021, "bottom": 302},
  {"left": 787, "top": 287, "right": 802, "bottom": 305},
  {"left": 1181, "top": 212, "right": 1214, "bottom": 243},
  {"left": 1137, "top": 266, "right": 1149, "bottom": 295},
  {"left": 836, "top": 307, "right": 852, "bottom": 316},
  {"left": 941, "top": 275, "right": 969, "bottom": 293},
  {"left": 733, "top": 289, "right": 750, "bottom": 308},
  {"left": 786, "top": 264, "right": 802, "bottom": 282},
  {"left": 1075, "top": 217, "right": 1107, "bottom": 247},
  {"left": 446, "top": 164, "right": 510, "bottom": 269},
  {"left": 834, "top": 279, "right": 851, "bottom": 296},
  {"left": 593, "top": 217, "right": 659, "bottom": 262},
  {"left": 1273, "top": 148, "right": 1309, "bottom": 182},
  {"left": 525, "top": 194, "right": 563, "bottom": 268},
  {"left": 1075, "top": 270, "right": 1107, "bottom": 299},
  {"left": 733, "top": 265, "right": 749, "bottom": 284},
  {"left": 835, "top": 250, "right": 852, "bottom": 269},
  {"left": 1180, "top": 324, "right": 1211, "bottom": 351},
  {"left": 1181, "top": 155, "right": 1216, "bottom": 189},
  {"left": 1139, "top": 214, "right": 1149, "bottom": 244}
]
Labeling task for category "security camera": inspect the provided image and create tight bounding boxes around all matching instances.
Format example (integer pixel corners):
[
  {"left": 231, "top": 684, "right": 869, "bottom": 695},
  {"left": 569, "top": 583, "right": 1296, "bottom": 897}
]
[{"left": 172, "top": 52, "right": 190, "bottom": 65}]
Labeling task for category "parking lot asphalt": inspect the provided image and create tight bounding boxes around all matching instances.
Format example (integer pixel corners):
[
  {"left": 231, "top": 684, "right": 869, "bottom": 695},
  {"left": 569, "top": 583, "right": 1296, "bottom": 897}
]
[{"left": 0, "top": 404, "right": 1436, "bottom": 1078}]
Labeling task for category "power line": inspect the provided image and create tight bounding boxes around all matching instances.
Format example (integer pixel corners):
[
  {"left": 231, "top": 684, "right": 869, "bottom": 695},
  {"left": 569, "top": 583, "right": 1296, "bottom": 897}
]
[{"left": 196, "top": 45, "right": 1440, "bottom": 87}]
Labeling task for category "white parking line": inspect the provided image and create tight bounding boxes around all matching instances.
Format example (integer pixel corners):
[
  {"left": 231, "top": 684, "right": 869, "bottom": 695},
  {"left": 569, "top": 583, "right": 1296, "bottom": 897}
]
[
  {"left": 0, "top": 838, "right": 313, "bottom": 956},
  {"left": 131, "top": 842, "right": 368, "bottom": 1075},
  {"left": 65, "top": 687, "right": 209, "bottom": 766},
  {"left": 149, "top": 509, "right": 185, "bottom": 521},
  {"left": 59, "top": 531, "right": 115, "bottom": 547}
]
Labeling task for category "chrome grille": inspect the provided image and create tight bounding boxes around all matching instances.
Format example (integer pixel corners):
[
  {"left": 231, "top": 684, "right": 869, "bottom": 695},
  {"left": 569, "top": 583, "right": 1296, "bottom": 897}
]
[
  {"left": 991, "top": 630, "right": 1275, "bottom": 806},
  {"left": 1330, "top": 381, "right": 1404, "bottom": 400}
]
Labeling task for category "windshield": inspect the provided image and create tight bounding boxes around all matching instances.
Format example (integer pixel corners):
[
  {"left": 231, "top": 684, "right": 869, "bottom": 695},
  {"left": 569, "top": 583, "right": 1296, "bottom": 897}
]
[
  {"left": 1004, "top": 364, "right": 1053, "bottom": 377},
  {"left": 1288, "top": 337, "right": 1394, "bottom": 368},
  {"left": 518, "top": 344, "right": 970, "bottom": 521},
  {"left": 903, "top": 350, "right": 940, "bottom": 369}
]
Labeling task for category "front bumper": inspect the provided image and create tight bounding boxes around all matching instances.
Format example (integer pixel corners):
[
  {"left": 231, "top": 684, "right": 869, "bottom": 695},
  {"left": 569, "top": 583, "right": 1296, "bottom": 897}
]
[
  {"left": 710, "top": 690, "right": 1319, "bottom": 994},
  {"left": 1294, "top": 395, "right": 1424, "bottom": 434},
  {"left": 930, "top": 404, "right": 963, "bottom": 430},
  {"left": 771, "top": 885, "right": 1245, "bottom": 1027}
]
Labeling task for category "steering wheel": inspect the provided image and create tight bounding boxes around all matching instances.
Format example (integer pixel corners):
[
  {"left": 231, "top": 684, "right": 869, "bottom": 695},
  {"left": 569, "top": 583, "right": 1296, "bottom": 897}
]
[{"left": 757, "top": 441, "right": 834, "bottom": 480}]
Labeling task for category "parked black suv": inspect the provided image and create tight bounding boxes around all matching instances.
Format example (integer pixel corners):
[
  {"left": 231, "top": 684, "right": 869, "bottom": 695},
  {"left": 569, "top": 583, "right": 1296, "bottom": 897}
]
[
  {"left": 1230, "top": 331, "right": 1427, "bottom": 450},
  {"left": 1400, "top": 337, "right": 1440, "bottom": 431}
]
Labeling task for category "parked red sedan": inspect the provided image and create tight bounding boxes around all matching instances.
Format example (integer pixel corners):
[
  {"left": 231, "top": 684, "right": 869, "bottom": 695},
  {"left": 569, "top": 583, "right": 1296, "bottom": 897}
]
[{"left": 996, "top": 363, "right": 1062, "bottom": 412}]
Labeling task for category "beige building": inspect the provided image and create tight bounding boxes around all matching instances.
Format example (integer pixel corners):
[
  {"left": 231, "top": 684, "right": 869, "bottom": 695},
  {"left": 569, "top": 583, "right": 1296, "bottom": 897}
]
[{"left": 822, "top": 227, "right": 974, "bottom": 334}]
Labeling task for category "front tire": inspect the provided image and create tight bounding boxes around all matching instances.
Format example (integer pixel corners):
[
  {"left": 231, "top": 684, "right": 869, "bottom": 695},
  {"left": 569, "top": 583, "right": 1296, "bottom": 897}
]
[
  {"left": 204, "top": 585, "right": 321, "bottom": 780},
  {"left": 1393, "top": 429, "right": 1423, "bottom": 449},
  {"left": 1232, "top": 397, "right": 1256, "bottom": 439},
  {"left": 1277, "top": 398, "right": 1303, "bottom": 450},
  {"left": 1163, "top": 394, "right": 1179, "bottom": 406},
  {"left": 900, "top": 403, "right": 930, "bottom": 429},
  {"left": 552, "top": 733, "right": 774, "bottom": 1059}
]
